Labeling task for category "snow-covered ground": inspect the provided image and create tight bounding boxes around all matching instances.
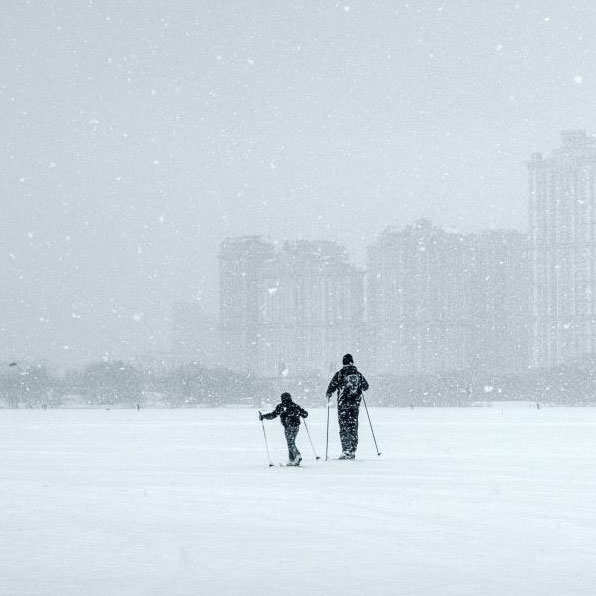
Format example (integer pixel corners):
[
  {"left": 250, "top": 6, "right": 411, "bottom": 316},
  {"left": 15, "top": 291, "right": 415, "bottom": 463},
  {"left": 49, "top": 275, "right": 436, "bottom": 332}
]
[{"left": 2, "top": 406, "right": 596, "bottom": 595}]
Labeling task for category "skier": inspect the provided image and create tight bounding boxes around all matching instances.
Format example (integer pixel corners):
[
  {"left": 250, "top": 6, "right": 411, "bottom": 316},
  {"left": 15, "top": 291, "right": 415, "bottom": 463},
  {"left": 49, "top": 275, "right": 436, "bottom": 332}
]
[
  {"left": 326, "top": 353, "right": 369, "bottom": 459},
  {"left": 259, "top": 392, "right": 308, "bottom": 466}
]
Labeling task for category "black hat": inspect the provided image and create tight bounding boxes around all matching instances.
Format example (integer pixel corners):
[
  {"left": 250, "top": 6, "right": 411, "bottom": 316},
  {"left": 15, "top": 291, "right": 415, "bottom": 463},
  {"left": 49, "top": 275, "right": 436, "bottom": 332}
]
[
  {"left": 342, "top": 353, "right": 353, "bottom": 365},
  {"left": 281, "top": 392, "right": 292, "bottom": 403}
]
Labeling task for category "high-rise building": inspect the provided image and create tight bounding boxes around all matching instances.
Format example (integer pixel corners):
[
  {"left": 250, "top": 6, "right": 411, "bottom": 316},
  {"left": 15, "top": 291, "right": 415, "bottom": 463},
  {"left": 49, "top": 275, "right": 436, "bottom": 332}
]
[
  {"left": 219, "top": 236, "right": 276, "bottom": 373},
  {"left": 219, "top": 237, "right": 364, "bottom": 376},
  {"left": 529, "top": 131, "right": 596, "bottom": 367},
  {"left": 367, "top": 220, "right": 472, "bottom": 376},
  {"left": 367, "top": 221, "right": 530, "bottom": 376},
  {"left": 258, "top": 240, "right": 365, "bottom": 377},
  {"left": 468, "top": 230, "right": 530, "bottom": 373}
]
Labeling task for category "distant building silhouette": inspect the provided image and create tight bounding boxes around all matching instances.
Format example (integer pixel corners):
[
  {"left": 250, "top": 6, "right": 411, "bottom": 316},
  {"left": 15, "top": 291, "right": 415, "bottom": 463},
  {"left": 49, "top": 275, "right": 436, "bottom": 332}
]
[
  {"left": 219, "top": 237, "right": 364, "bottom": 376},
  {"left": 529, "top": 131, "right": 596, "bottom": 367},
  {"left": 467, "top": 230, "right": 530, "bottom": 373},
  {"left": 367, "top": 220, "right": 472, "bottom": 375},
  {"left": 367, "top": 221, "right": 530, "bottom": 376},
  {"left": 219, "top": 236, "right": 275, "bottom": 374}
]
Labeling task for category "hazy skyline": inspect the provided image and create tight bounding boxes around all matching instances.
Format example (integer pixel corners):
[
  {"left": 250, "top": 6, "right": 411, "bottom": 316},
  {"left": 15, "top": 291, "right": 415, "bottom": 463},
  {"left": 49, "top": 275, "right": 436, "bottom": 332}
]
[{"left": 2, "top": 1, "right": 596, "bottom": 363}]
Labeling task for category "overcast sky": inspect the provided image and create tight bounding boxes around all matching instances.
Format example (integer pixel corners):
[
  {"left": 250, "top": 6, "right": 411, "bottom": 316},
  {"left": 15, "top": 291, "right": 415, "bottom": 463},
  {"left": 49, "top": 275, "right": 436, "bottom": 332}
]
[{"left": 1, "top": 0, "right": 595, "bottom": 364}]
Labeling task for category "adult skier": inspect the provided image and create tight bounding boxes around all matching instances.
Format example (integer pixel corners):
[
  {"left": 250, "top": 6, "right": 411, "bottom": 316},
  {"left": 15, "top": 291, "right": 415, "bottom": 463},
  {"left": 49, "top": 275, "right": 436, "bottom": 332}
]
[
  {"left": 326, "top": 353, "right": 369, "bottom": 459},
  {"left": 259, "top": 392, "right": 308, "bottom": 466}
]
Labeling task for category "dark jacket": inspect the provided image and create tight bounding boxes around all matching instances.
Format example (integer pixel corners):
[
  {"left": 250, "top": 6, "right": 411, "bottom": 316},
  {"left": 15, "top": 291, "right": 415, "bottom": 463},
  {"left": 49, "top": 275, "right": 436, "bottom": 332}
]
[
  {"left": 262, "top": 400, "right": 308, "bottom": 427},
  {"left": 326, "top": 364, "right": 369, "bottom": 407}
]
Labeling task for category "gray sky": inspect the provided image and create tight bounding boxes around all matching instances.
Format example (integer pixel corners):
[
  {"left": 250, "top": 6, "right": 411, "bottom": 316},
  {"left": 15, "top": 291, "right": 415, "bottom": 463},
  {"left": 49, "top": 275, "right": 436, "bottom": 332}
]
[{"left": 1, "top": 0, "right": 595, "bottom": 364}]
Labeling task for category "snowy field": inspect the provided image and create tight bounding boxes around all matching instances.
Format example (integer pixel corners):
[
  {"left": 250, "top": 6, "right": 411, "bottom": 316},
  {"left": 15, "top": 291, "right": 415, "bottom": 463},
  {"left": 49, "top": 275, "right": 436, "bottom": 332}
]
[{"left": 2, "top": 406, "right": 596, "bottom": 595}]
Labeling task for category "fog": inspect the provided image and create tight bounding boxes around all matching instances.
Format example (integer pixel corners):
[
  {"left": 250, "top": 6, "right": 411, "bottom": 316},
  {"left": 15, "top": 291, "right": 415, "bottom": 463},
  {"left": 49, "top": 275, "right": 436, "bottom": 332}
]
[{"left": 2, "top": 1, "right": 595, "bottom": 364}]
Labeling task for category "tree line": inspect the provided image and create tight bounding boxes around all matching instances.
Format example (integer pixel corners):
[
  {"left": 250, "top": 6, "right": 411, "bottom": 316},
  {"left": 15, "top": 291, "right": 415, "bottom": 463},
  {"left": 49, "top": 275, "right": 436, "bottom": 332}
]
[{"left": 1, "top": 360, "right": 595, "bottom": 408}]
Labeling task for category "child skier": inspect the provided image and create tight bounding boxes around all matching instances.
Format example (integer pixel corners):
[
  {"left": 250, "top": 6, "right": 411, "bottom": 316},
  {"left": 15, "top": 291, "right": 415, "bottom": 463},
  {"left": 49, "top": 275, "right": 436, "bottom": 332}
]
[{"left": 259, "top": 392, "right": 308, "bottom": 466}]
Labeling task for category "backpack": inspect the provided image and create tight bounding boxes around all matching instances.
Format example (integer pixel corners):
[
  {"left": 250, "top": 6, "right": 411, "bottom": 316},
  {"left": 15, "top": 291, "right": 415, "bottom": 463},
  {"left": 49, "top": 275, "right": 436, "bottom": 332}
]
[{"left": 343, "top": 372, "right": 361, "bottom": 397}]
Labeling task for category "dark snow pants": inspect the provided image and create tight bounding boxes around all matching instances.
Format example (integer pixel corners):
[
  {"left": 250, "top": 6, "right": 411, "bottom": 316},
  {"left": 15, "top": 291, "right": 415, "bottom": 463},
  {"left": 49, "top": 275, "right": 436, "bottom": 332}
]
[
  {"left": 284, "top": 425, "right": 301, "bottom": 461},
  {"left": 338, "top": 404, "right": 360, "bottom": 454}
]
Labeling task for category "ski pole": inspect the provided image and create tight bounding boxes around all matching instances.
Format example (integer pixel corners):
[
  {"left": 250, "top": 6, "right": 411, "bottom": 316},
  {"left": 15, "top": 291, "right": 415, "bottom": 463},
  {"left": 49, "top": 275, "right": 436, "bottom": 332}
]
[
  {"left": 259, "top": 412, "right": 274, "bottom": 467},
  {"left": 361, "top": 396, "right": 381, "bottom": 457},
  {"left": 303, "top": 420, "right": 320, "bottom": 460},
  {"left": 325, "top": 397, "right": 330, "bottom": 461}
]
